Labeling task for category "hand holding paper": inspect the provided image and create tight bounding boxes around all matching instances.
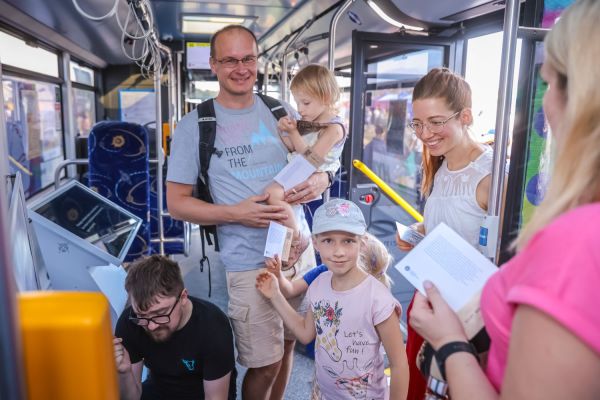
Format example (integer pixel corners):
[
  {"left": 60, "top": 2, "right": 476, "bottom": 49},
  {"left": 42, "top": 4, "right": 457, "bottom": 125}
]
[
  {"left": 396, "top": 221, "right": 425, "bottom": 247},
  {"left": 394, "top": 223, "right": 497, "bottom": 311},
  {"left": 410, "top": 281, "right": 471, "bottom": 349},
  {"left": 264, "top": 221, "right": 293, "bottom": 262}
]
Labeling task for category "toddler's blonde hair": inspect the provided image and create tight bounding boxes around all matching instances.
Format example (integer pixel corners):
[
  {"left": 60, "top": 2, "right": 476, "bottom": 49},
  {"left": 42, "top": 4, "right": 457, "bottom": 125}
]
[{"left": 290, "top": 64, "right": 340, "bottom": 111}]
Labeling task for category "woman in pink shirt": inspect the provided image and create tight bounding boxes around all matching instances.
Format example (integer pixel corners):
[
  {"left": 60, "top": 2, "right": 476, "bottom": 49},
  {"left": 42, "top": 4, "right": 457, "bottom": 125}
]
[{"left": 409, "top": 0, "right": 600, "bottom": 398}]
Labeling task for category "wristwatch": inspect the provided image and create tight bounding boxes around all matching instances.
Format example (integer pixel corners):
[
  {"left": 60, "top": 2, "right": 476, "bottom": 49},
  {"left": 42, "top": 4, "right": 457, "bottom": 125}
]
[
  {"left": 435, "top": 341, "right": 478, "bottom": 381},
  {"left": 425, "top": 375, "right": 449, "bottom": 399}
]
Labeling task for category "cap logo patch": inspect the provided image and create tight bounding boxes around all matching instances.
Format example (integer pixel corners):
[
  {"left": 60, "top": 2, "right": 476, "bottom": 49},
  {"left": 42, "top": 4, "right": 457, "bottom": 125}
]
[{"left": 325, "top": 202, "right": 350, "bottom": 217}]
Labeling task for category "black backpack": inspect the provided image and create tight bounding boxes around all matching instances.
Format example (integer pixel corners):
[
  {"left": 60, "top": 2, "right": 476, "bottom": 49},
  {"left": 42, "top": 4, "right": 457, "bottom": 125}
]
[{"left": 194, "top": 93, "right": 288, "bottom": 295}]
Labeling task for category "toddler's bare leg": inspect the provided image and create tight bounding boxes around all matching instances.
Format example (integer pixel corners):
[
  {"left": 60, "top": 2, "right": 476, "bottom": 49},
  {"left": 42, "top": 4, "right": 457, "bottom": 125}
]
[
  {"left": 264, "top": 182, "right": 309, "bottom": 270},
  {"left": 265, "top": 182, "right": 298, "bottom": 232}
]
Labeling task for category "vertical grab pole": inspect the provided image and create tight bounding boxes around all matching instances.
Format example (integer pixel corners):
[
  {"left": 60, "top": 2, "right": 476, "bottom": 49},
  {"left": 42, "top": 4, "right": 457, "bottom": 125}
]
[
  {"left": 327, "top": 0, "right": 354, "bottom": 202},
  {"left": 484, "top": 0, "right": 520, "bottom": 262},
  {"left": 154, "top": 51, "right": 165, "bottom": 255},
  {"left": 328, "top": 0, "right": 354, "bottom": 71},
  {"left": 175, "top": 51, "right": 183, "bottom": 121},
  {"left": 156, "top": 43, "right": 176, "bottom": 143},
  {"left": 279, "top": 20, "right": 313, "bottom": 102},
  {"left": 0, "top": 59, "right": 28, "bottom": 400},
  {"left": 263, "top": 39, "right": 287, "bottom": 95},
  {"left": 60, "top": 52, "right": 77, "bottom": 178}
]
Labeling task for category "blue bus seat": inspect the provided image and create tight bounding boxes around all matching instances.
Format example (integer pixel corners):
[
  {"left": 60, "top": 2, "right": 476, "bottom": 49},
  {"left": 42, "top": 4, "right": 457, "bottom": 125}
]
[{"left": 88, "top": 121, "right": 151, "bottom": 262}]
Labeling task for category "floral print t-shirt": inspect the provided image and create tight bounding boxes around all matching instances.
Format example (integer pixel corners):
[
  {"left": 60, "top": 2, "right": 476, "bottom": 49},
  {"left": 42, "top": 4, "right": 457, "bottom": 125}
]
[{"left": 307, "top": 271, "right": 401, "bottom": 399}]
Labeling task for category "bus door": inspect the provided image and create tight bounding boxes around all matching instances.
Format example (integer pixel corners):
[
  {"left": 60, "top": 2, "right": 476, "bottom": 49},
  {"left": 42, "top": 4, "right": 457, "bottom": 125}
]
[{"left": 344, "top": 31, "right": 456, "bottom": 312}]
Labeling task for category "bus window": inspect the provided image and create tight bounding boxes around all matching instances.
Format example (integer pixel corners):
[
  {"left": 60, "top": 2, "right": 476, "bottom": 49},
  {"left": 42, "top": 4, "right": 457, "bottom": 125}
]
[
  {"left": 72, "top": 87, "right": 95, "bottom": 137},
  {"left": 70, "top": 61, "right": 94, "bottom": 86},
  {"left": 3, "top": 76, "right": 64, "bottom": 197},
  {"left": 465, "top": 31, "right": 522, "bottom": 150},
  {"left": 0, "top": 30, "right": 59, "bottom": 77}
]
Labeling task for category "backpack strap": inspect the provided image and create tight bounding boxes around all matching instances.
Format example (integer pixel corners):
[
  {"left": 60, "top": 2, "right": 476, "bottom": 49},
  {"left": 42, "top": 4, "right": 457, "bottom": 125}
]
[
  {"left": 195, "top": 99, "right": 220, "bottom": 296},
  {"left": 197, "top": 99, "right": 218, "bottom": 195},
  {"left": 256, "top": 93, "right": 288, "bottom": 121}
]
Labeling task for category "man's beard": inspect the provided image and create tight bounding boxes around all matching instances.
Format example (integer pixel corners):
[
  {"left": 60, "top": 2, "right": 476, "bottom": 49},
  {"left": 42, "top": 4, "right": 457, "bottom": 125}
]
[{"left": 147, "top": 327, "right": 174, "bottom": 343}]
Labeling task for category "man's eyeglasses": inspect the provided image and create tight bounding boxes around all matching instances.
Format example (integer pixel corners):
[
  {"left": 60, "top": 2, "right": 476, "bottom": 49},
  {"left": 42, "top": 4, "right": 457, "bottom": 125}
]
[
  {"left": 129, "top": 293, "right": 181, "bottom": 326},
  {"left": 408, "top": 111, "right": 461, "bottom": 135},
  {"left": 215, "top": 55, "right": 257, "bottom": 68}
]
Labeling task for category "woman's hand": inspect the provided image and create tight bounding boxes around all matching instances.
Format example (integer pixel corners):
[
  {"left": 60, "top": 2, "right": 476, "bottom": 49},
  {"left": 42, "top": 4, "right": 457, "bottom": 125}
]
[
  {"left": 284, "top": 171, "right": 328, "bottom": 205},
  {"left": 396, "top": 233, "right": 414, "bottom": 251},
  {"left": 409, "top": 281, "right": 468, "bottom": 349},
  {"left": 396, "top": 222, "right": 425, "bottom": 252}
]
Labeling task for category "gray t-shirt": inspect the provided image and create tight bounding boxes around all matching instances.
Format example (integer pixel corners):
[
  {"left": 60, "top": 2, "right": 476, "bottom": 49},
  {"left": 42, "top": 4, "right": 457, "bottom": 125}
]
[{"left": 167, "top": 94, "right": 308, "bottom": 271}]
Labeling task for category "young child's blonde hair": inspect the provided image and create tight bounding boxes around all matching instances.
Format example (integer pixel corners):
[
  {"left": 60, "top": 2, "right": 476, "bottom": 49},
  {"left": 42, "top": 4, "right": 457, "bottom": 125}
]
[
  {"left": 290, "top": 64, "right": 340, "bottom": 111},
  {"left": 359, "top": 232, "right": 393, "bottom": 288}
]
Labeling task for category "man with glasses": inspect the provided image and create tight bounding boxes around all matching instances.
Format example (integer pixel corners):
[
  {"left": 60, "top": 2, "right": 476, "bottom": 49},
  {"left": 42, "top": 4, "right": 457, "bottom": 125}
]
[
  {"left": 166, "top": 25, "right": 330, "bottom": 399},
  {"left": 113, "top": 255, "right": 236, "bottom": 400}
]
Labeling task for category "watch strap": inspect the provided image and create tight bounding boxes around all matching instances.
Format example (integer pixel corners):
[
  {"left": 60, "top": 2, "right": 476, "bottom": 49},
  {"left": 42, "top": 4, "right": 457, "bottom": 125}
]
[
  {"left": 426, "top": 375, "right": 449, "bottom": 398},
  {"left": 435, "top": 341, "right": 478, "bottom": 381}
]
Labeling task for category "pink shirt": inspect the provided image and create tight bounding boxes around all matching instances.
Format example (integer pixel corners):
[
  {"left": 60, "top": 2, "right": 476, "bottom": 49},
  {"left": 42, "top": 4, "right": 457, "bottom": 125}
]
[
  {"left": 481, "top": 203, "right": 600, "bottom": 390},
  {"left": 307, "top": 271, "right": 400, "bottom": 399}
]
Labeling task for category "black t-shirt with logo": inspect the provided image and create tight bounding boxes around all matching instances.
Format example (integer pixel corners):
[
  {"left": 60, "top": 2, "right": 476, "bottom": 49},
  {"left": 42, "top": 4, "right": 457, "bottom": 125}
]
[{"left": 116, "top": 296, "right": 236, "bottom": 400}]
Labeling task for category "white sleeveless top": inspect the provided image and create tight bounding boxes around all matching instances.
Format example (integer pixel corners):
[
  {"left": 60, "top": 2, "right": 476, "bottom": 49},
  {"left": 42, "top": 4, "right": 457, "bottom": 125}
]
[{"left": 424, "top": 146, "right": 493, "bottom": 248}]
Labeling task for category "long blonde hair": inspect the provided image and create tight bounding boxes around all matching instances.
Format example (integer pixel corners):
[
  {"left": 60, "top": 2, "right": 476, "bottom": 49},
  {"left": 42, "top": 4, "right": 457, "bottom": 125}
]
[
  {"left": 515, "top": 0, "right": 600, "bottom": 250},
  {"left": 359, "top": 232, "right": 393, "bottom": 288},
  {"left": 412, "top": 68, "right": 473, "bottom": 197}
]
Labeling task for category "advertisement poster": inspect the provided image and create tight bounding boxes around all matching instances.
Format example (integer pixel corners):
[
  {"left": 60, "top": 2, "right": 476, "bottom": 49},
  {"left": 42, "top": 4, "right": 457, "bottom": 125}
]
[{"left": 119, "top": 89, "right": 156, "bottom": 126}]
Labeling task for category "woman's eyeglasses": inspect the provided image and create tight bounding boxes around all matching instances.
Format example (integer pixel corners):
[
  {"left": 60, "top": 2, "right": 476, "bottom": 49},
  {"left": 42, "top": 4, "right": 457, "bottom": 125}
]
[{"left": 408, "top": 111, "right": 461, "bottom": 135}]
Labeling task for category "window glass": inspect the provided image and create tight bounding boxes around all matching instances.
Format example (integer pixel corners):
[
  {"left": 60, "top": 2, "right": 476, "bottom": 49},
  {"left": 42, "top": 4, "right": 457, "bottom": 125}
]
[
  {"left": 186, "top": 80, "right": 220, "bottom": 104},
  {"left": 70, "top": 61, "right": 94, "bottom": 86},
  {"left": 3, "top": 75, "right": 64, "bottom": 197},
  {"left": 0, "top": 31, "right": 59, "bottom": 77},
  {"left": 360, "top": 47, "right": 444, "bottom": 206},
  {"left": 465, "top": 31, "right": 522, "bottom": 145},
  {"left": 72, "top": 87, "right": 96, "bottom": 136}
]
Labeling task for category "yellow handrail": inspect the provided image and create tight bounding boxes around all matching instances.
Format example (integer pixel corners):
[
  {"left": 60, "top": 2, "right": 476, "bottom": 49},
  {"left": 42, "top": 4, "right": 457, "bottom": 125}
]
[
  {"left": 352, "top": 159, "right": 424, "bottom": 222},
  {"left": 9, "top": 155, "right": 33, "bottom": 176}
]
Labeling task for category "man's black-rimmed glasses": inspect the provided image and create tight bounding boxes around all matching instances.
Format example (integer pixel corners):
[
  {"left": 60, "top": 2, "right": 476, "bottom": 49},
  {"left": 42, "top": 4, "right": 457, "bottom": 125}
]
[{"left": 129, "top": 293, "right": 181, "bottom": 326}]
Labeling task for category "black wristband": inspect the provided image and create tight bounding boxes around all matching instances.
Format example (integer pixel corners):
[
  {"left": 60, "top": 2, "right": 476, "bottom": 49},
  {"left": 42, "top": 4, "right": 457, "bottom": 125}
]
[
  {"left": 326, "top": 171, "right": 334, "bottom": 188},
  {"left": 435, "top": 341, "right": 478, "bottom": 381}
]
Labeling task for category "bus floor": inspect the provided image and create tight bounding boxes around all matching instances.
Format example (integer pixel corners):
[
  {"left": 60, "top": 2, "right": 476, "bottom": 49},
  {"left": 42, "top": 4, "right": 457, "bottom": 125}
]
[{"left": 173, "top": 230, "right": 314, "bottom": 399}]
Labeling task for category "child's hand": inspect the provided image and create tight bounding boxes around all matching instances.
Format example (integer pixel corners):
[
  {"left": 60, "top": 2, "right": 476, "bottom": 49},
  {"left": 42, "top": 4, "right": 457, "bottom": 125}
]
[
  {"left": 255, "top": 271, "right": 280, "bottom": 299},
  {"left": 265, "top": 255, "right": 282, "bottom": 278},
  {"left": 278, "top": 116, "right": 297, "bottom": 134}
]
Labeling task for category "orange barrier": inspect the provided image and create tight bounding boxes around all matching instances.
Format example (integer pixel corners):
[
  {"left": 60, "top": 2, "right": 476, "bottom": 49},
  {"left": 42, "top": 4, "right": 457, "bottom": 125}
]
[{"left": 19, "top": 292, "right": 119, "bottom": 400}]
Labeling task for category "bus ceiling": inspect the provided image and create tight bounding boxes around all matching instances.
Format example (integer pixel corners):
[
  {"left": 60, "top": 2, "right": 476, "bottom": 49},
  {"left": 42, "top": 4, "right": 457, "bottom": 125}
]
[{"left": 0, "top": 0, "right": 514, "bottom": 69}]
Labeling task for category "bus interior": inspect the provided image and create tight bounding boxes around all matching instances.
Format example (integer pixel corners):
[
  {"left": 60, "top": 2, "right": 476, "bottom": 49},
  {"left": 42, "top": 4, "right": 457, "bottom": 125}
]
[{"left": 0, "top": 0, "right": 568, "bottom": 398}]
